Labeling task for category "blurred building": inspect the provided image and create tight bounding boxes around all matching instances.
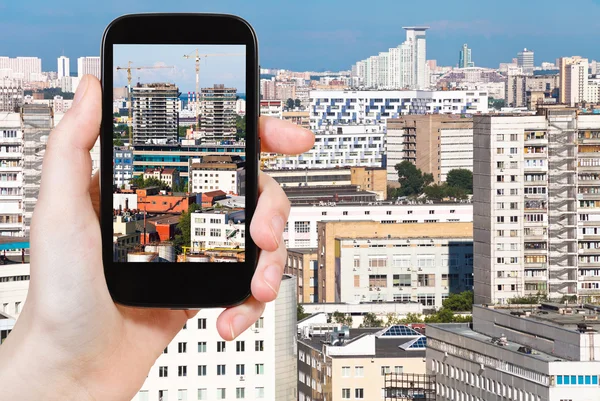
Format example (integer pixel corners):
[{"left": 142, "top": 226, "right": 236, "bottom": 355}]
[
  {"left": 77, "top": 56, "right": 101, "bottom": 80},
  {"left": 260, "top": 100, "right": 282, "bottom": 119},
  {"left": 143, "top": 167, "right": 180, "bottom": 189},
  {"left": 199, "top": 84, "right": 237, "bottom": 141},
  {"left": 517, "top": 48, "right": 535, "bottom": 76},
  {"left": 113, "top": 147, "right": 134, "bottom": 187},
  {"left": 282, "top": 110, "right": 310, "bottom": 129},
  {"left": 0, "top": 82, "right": 23, "bottom": 112},
  {"left": 136, "top": 187, "right": 198, "bottom": 214}
]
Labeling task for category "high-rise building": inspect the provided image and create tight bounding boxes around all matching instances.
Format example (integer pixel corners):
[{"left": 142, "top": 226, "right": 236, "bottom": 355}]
[
  {"left": 505, "top": 74, "right": 559, "bottom": 108},
  {"left": 132, "top": 83, "right": 179, "bottom": 145},
  {"left": 559, "top": 56, "right": 589, "bottom": 106},
  {"left": 0, "top": 57, "right": 42, "bottom": 82},
  {"left": 473, "top": 106, "right": 600, "bottom": 305},
  {"left": 199, "top": 84, "right": 237, "bottom": 141},
  {"left": 77, "top": 56, "right": 101, "bottom": 80},
  {"left": 57, "top": 56, "right": 70, "bottom": 78},
  {"left": 403, "top": 27, "right": 429, "bottom": 90},
  {"left": 517, "top": 48, "right": 534, "bottom": 75},
  {"left": 0, "top": 81, "right": 23, "bottom": 112},
  {"left": 458, "top": 44, "right": 474, "bottom": 68},
  {"left": 0, "top": 113, "right": 24, "bottom": 237},
  {"left": 135, "top": 275, "right": 297, "bottom": 401}
]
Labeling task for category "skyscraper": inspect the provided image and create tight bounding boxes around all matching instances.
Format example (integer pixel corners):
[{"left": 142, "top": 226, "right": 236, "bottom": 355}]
[
  {"left": 403, "top": 27, "right": 429, "bottom": 90},
  {"left": 559, "top": 56, "right": 589, "bottom": 106},
  {"left": 199, "top": 84, "right": 237, "bottom": 141},
  {"left": 458, "top": 44, "right": 474, "bottom": 68},
  {"left": 57, "top": 56, "right": 70, "bottom": 78},
  {"left": 517, "top": 48, "right": 534, "bottom": 75},
  {"left": 77, "top": 56, "right": 101, "bottom": 80},
  {"left": 132, "top": 83, "right": 179, "bottom": 145}
]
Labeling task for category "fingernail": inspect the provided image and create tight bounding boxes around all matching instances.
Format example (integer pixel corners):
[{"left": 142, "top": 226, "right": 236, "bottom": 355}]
[
  {"left": 263, "top": 265, "right": 281, "bottom": 296},
  {"left": 73, "top": 75, "right": 89, "bottom": 106},
  {"left": 270, "top": 215, "right": 284, "bottom": 246},
  {"left": 230, "top": 314, "right": 247, "bottom": 339}
]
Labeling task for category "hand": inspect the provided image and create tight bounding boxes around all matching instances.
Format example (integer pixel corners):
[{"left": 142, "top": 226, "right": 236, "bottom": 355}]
[{"left": 0, "top": 75, "right": 314, "bottom": 401}]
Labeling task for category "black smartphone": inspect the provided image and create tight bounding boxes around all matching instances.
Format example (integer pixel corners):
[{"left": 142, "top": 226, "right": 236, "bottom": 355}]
[{"left": 100, "top": 14, "right": 259, "bottom": 308}]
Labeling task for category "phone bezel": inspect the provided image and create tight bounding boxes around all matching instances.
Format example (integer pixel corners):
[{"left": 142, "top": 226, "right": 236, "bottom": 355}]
[{"left": 100, "top": 13, "right": 259, "bottom": 308}]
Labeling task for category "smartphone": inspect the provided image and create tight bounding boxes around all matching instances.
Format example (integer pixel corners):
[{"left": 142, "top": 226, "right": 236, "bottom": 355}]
[{"left": 100, "top": 14, "right": 259, "bottom": 308}]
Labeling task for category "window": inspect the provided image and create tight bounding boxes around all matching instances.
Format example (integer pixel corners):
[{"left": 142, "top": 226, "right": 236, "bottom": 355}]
[
  {"left": 139, "top": 391, "right": 149, "bottom": 401},
  {"left": 178, "top": 342, "right": 187, "bottom": 353},
  {"left": 355, "top": 389, "right": 364, "bottom": 399},
  {"left": 177, "top": 390, "right": 187, "bottom": 401},
  {"left": 394, "top": 366, "right": 403, "bottom": 374},
  {"left": 255, "top": 388, "right": 265, "bottom": 399},
  {"left": 210, "top": 228, "right": 221, "bottom": 237},
  {"left": 355, "top": 366, "right": 364, "bottom": 377},
  {"left": 369, "top": 274, "right": 387, "bottom": 287},
  {"left": 197, "top": 342, "right": 206, "bottom": 352},
  {"left": 255, "top": 340, "right": 264, "bottom": 351},
  {"left": 197, "top": 389, "right": 207, "bottom": 400},
  {"left": 217, "top": 389, "right": 226, "bottom": 400},
  {"left": 236, "top": 388, "right": 245, "bottom": 399},
  {"left": 255, "top": 317, "right": 264, "bottom": 329},
  {"left": 198, "top": 365, "right": 207, "bottom": 376},
  {"left": 295, "top": 221, "right": 310, "bottom": 233},
  {"left": 217, "top": 365, "right": 226, "bottom": 375},
  {"left": 217, "top": 341, "right": 226, "bottom": 352},
  {"left": 381, "top": 366, "right": 391, "bottom": 375},
  {"left": 158, "top": 390, "right": 168, "bottom": 401},
  {"left": 159, "top": 366, "right": 168, "bottom": 377},
  {"left": 178, "top": 366, "right": 187, "bottom": 377},
  {"left": 255, "top": 363, "right": 264, "bottom": 375},
  {"left": 342, "top": 389, "right": 351, "bottom": 399},
  {"left": 198, "top": 318, "right": 207, "bottom": 329},
  {"left": 236, "top": 341, "right": 245, "bottom": 352},
  {"left": 342, "top": 366, "right": 350, "bottom": 377}
]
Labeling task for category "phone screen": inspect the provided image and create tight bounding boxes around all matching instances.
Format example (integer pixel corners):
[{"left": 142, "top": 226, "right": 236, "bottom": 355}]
[{"left": 112, "top": 45, "right": 247, "bottom": 264}]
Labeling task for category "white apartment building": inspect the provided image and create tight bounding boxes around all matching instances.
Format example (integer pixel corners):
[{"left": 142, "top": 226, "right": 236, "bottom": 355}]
[
  {"left": 57, "top": 56, "right": 70, "bottom": 78},
  {"left": 428, "top": 304, "right": 600, "bottom": 401},
  {"left": 260, "top": 100, "right": 282, "bottom": 119},
  {"left": 473, "top": 108, "right": 600, "bottom": 305},
  {"left": 189, "top": 155, "right": 246, "bottom": 195},
  {"left": 285, "top": 203, "right": 473, "bottom": 249},
  {"left": 134, "top": 275, "right": 297, "bottom": 401},
  {"left": 309, "top": 90, "right": 488, "bottom": 130},
  {"left": 336, "top": 235, "right": 473, "bottom": 308},
  {"left": 0, "top": 260, "right": 29, "bottom": 318},
  {"left": 440, "top": 126, "right": 474, "bottom": 181},
  {"left": 236, "top": 99, "right": 246, "bottom": 116},
  {"left": 114, "top": 147, "right": 134, "bottom": 187},
  {"left": 190, "top": 209, "right": 245, "bottom": 251},
  {"left": 0, "top": 57, "right": 42, "bottom": 82},
  {"left": 77, "top": 56, "right": 101, "bottom": 80},
  {"left": 264, "top": 124, "right": 385, "bottom": 170},
  {"left": 0, "top": 113, "right": 24, "bottom": 237},
  {"left": 559, "top": 57, "right": 589, "bottom": 106}
]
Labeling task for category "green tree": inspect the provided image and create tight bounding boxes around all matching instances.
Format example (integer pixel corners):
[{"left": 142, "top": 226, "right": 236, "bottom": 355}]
[
  {"left": 113, "top": 138, "right": 124, "bottom": 147},
  {"left": 286, "top": 98, "right": 294, "bottom": 110},
  {"left": 297, "top": 305, "right": 310, "bottom": 321},
  {"left": 173, "top": 203, "right": 203, "bottom": 252},
  {"left": 236, "top": 115, "right": 246, "bottom": 140},
  {"left": 395, "top": 161, "right": 430, "bottom": 197},
  {"left": 130, "top": 176, "right": 171, "bottom": 191},
  {"left": 113, "top": 112, "right": 120, "bottom": 118},
  {"left": 294, "top": 98, "right": 301, "bottom": 109},
  {"left": 424, "top": 184, "right": 447, "bottom": 201},
  {"left": 399, "top": 313, "right": 423, "bottom": 324},
  {"left": 445, "top": 185, "right": 468, "bottom": 200},
  {"left": 446, "top": 169, "right": 473, "bottom": 194},
  {"left": 442, "top": 291, "right": 474, "bottom": 312},
  {"left": 360, "top": 312, "right": 384, "bottom": 328},
  {"left": 332, "top": 311, "right": 353, "bottom": 326},
  {"left": 385, "top": 313, "right": 400, "bottom": 326},
  {"left": 178, "top": 126, "right": 189, "bottom": 138},
  {"left": 173, "top": 179, "right": 188, "bottom": 193}
]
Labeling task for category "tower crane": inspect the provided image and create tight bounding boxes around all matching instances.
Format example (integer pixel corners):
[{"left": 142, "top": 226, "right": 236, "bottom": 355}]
[
  {"left": 115, "top": 61, "right": 175, "bottom": 148},
  {"left": 182, "top": 50, "right": 244, "bottom": 132}
]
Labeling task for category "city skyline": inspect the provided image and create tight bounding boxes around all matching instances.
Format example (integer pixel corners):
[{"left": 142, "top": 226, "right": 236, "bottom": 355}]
[{"left": 2, "top": 0, "right": 600, "bottom": 72}]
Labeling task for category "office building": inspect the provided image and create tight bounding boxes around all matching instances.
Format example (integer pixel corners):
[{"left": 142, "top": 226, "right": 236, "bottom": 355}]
[
  {"left": 473, "top": 107, "right": 600, "bottom": 305},
  {"left": 189, "top": 155, "right": 245, "bottom": 195},
  {"left": 135, "top": 275, "right": 297, "bottom": 401},
  {"left": 387, "top": 115, "right": 474, "bottom": 184},
  {"left": 285, "top": 202, "right": 472, "bottom": 249},
  {"left": 315, "top": 221, "right": 472, "bottom": 304},
  {"left": 0, "top": 82, "right": 23, "bottom": 112},
  {"left": 132, "top": 83, "right": 179, "bottom": 145},
  {"left": 114, "top": 147, "right": 134, "bottom": 187},
  {"left": 57, "top": 56, "right": 70, "bottom": 79},
  {"left": 77, "top": 56, "right": 101, "bottom": 80},
  {"left": 309, "top": 90, "right": 488, "bottom": 130},
  {"left": 260, "top": 100, "right": 283, "bottom": 119},
  {"left": 517, "top": 49, "right": 535, "bottom": 76},
  {"left": 428, "top": 304, "right": 600, "bottom": 401},
  {"left": 458, "top": 44, "right": 474, "bottom": 68},
  {"left": 297, "top": 323, "right": 429, "bottom": 401},
  {"left": 559, "top": 57, "right": 589, "bottom": 106},
  {"left": 0, "top": 57, "right": 42, "bottom": 82},
  {"left": 199, "top": 84, "right": 236, "bottom": 141},
  {"left": 190, "top": 208, "right": 245, "bottom": 251}
]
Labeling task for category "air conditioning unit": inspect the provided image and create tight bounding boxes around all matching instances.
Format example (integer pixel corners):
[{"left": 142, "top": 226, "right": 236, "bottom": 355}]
[{"left": 240, "top": 376, "right": 245, "bottom": 381}]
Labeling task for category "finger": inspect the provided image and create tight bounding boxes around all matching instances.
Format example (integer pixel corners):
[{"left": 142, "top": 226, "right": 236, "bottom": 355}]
[
  {"left": 37, "top": 75, "right": 101, "bottom": 207},
  {"left": 90, "top": 171, "right": 100, "bottom": 219},
  {"left": 216, "top": 296, "right": 265, "bottom": 341},
  {"left": 250, "top": 172, "right": 289, "bottom": 252},
  {"left": 259, "top": 116, "right": 314, "bottom": 155},
  {"left": 251, "top": 234, "right": 287, "bottom": 303}
]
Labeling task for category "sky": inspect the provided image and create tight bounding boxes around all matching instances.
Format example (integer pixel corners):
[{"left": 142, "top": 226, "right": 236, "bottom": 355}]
[
  {"left": 2, "top": 0, "right": 600, "bottom": 73},
  {"left": 113, "top": 45, "right": 245, "bottom": 94}
]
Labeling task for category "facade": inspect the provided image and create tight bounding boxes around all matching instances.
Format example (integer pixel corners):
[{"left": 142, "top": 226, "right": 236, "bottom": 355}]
[
  {"left": 559, "top": 57, "right": 589, "bottom": 107},
  {"left": 297, "top": 324, "right": 427, "bottom": 401},
  {"left": 143, "top": 168, "right": 180, "bottom": 189},
  {"left": 199, "top": 84, "right": 237, "bottom": 140},
  {"left": 299, "top": 306, "right": 425, "bottom": 328},
  {"left": 285, "top": 248, "right": 318, "bottom": 303},
  {"left": 57, "top": 56, "right": 70, "bottom": 78},
  {"left": 428, "top": 304, "right": 600, "bottom": 401},
  {"left": 132, "top": 83, "right": 179, "bottom": 145},
  {"left": 134, "top": 275, "right": 297, "bottom": 401},
  {"left": 473, "top": 107, "right": 600, "bottom": 305},
  {"left": 189, "top": 155, "right": 245, "bottom": 195},
  {"left": 0, "top": 114, "right": 24, "bottom": 237},
  {"left": 309, "top": 90, "right": 488, "bottom": 131},
  {"left": 282, "top": 111, "right": 310, "bottom": 129},
  {"left": 0, "top": 82, "right": 23, "bottom": 112},
  {"left": 349, "top": 167, "right": 387, "bottom": 200},
  {"left": 285, "top": 203, "right": 473, "bottom": 250},
  {"left": 190, "top": 208, "right": 245, "bottom": 251},
  {"left": 386, "top": 115, "right": 474, "bottom": 183},
  {"left": 77, "top": 56, "right": 101, "bottom": 80},
  {"left": 114, "top": 147, "right": 134, "bottom": 187},
  {"left": 517, "top": 49, "right": 535, "bottom": 76},
  {"left": 260, "top": 100, "right": 282, "bottom": 119},
  {"left": 0, "top": 261, "right": 29, "bottom": 318},
  {"left": 0, "top": 57, "right": 42, "bottom": 82},
  {"left": 316, "top": 221, "right": 473, "bottom": 305},
  {"left": 505, "top": 74, "right": 559, "bottom": 109},
  {"left": 458, "top": 44, "right": 474, "bottom": 68}
]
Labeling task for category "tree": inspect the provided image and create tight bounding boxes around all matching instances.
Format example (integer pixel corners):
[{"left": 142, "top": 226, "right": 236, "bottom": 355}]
[
  {"left": 236, "top": 115, "right": 246, "bottom": 140},
  {"left": 113, "top": 112, "right": 120, "bottom": 118},
  {"left": 446, "top": 169, "right": 473, "bottom": 194},
  {"left": 130, "top": 176, "right": 170, "bottom": 191},
  {"left": 399, "top": 313, "right": 423, "bottom": 324},
  {"left": 113, "top": 138, "right": 124, "bottom": 147},
  {"left": 395, "top": 161, "right": 430, "bottom": 197},
  {"left": 173, "top": 203, "right": 203, "bottom": 252},
  {"left": 173, "top": 180, "right": 188, "bottom": 193},
  {"left": 294, "top": 98, "right": 301, "bottom": 109},
  {"left": 178, "top": 126, "right": 189, "bottom": 138},
  {"left": 442, "top": 291, "right": 473, "bottom": 312},
  {"left": 332, "top": 311, "right": 353, "bottom": 326},
  {"left": 424, "top": 184, "right": 447, "bottom": 201},
  {"left": 297, "top": 305, "right": 310, "bottom": 321},
  {"left": 286, "top": 98, "right": 294, "bottom": 110},
  {"left": 360, "top": 312, "right": 384, "bottom": 328},
  {"left": 445, "top": 185, "right": 468, "bottom": 200}
]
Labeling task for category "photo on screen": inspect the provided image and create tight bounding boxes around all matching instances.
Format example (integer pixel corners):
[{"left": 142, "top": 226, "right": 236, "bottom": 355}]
[{"left": 112, "top": 45, "right": 246, "bottom": 263}]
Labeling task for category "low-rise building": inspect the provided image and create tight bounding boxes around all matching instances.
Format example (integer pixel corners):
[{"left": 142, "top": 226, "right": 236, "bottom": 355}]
[
  {"left": 113, "top": 214, "right": 159, "bottom": 262},
  {"left": 190, "top": 208, "right": 245, "bottom": 251},
  {"left": 136, "top": 187, "right": 198, "bottom": 214},
  {"left": 189, "top": 155, "right": 245, "bottom": 195},
  {"left": 298, "top": 304, "right": 425, "bottom": 328},
  {"left": 260, "top": 100, "right": 283, "bottom": 119},
  {"left": 143, "top": 167, "right": 180, "bottom": 189}
]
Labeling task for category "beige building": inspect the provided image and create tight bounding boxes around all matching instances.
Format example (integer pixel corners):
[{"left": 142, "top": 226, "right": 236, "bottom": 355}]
[
  {"left": 285, "top": 248, "right": 318, "bottom": 303},
  {"left": 505, "top": 74, "right": 559, "bottom": 108},
  {"left": 282, "top": 110, "right": 310, "bottom": 129},
  {"left": 350, "top": 167, "right": 387, "bottom": 200},
  {"left": 143, "top": 167, "right": 180, "bottom": 189},
  {"left": 317, "top": 221, "right": 473, "bottom": 303},
  {"left": 559, "top": 56, "right": 589, "bottom": 106},
  {"left": 112, "top": 215, "right": 157, "bottom": 262}
]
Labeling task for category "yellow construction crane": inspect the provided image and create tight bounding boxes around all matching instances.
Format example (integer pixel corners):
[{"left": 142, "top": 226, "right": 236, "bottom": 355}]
[
  {"left": 183, "top": 50, "right": 244, "bottom": 132},
  {"left": 115, "top": 61, "right": 175, "bottom": 148}
]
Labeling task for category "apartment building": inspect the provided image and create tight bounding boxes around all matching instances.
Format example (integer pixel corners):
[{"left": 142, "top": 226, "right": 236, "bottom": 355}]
[
  {"left": 316, "top": 221, "right": 472, "bottom": 303},
  {"left": 199, "top": 84, "right": 237, "bottom": 141},
  {"left": 189, "top": 155, "right": 245, "bottom": 195},
  {"left": 114, "top": 147, "right": 134, "bottom": 187},
  {"left": 0, "top": 114, "right": 24, "bottom": 237},
  {"left": 505, "top": 74, "right": 559, "bottom": 109},
  {"left": 559, "top": 57, "right": 589, "bottom": 106},
  {"left": 0, "top": 83, "right": 23, "bottom": 112},
  {"left": 190, "top": 208, "right": 245, "bottom": 251},
  {"left": 134, "top": 275, "right": 297, "bottom": 401},
  {"left": 77, "top": 56, "right": 101, "bottom": 80},
  {"left": 132, "top": 83, "right": 179, "bottom": 145},
  {"left": 285, "top": 202, "right": 472, "bottom": 249},
  {"left": 309, "top": 90, "right": 488, "bottom": 131},
  {"left": 473, "top": 107, "right": 600, "bottom": 305},
  {"left": 386, "top": 115, "right": 473, "bottom": 183},
  {"left": 0, "top": 57, "right": 42, "bottom": 82},
  {"left": 282, "top": 110, "right": 310, "bottom": 129},
  {"left": 285, "top": 248, "right": 317, "bottom": 303},
  {"left": 428, "top": 304, "right": 600, "bottom": 401},
  {"left": 297, "top": 323, "right": 428, "bottom": 401},
  {"left": 260, "top": 100, "right": 282, "bottom": 119},
  {"left": 143, "top": 168, "right": 180, "bottom": 189}
]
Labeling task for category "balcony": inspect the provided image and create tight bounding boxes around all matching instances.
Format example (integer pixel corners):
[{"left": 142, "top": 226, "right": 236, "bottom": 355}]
[
  {"left": 524, "top": 262, "right": 547, "bottom": 269},
  {"left": 578, "top": 247, "right": 600, "bottom": 255},
  {"left": 578, "top": 288, "right": 600, "bottom": 295},
  {"left": 579, "top": 275, "right": 600, "bottom": 281}
]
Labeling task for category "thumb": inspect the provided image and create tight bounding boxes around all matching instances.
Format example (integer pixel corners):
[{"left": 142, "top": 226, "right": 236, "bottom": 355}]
[{"left": 37, "top": 75, "right": 101, "bottom": 208}]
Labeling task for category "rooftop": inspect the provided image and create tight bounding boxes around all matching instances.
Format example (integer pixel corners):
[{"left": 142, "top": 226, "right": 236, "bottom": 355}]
[
  {"left": 287, "top": 248, "right": 318, "bottom": 255},
  {"left": 487, "top": 303, "right": 600, "bottom": 331}
]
